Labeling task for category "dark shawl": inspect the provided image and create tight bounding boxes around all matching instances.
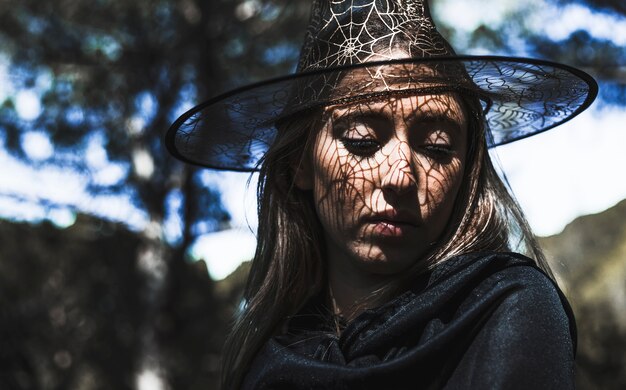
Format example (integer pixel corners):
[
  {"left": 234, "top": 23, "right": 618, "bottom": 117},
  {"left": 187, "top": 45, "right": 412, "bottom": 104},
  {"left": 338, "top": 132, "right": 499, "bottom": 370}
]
[{"left": 242, "top": 252, "right": 576, "bottom": 389}]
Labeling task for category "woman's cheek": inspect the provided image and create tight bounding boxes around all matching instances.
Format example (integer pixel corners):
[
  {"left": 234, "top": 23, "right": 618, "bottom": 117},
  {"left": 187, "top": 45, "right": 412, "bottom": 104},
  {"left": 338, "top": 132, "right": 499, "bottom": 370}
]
[{"left": 417, "top": 159, "right": 461, "bottom": 213}]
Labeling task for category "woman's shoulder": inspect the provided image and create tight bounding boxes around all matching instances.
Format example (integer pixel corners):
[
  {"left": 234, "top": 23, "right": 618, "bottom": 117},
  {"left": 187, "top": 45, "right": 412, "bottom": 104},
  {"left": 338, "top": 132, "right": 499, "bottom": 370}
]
[
  {"left": 427, "top": 252, "right": 572, "bottom": 311},
  {"left": 430, "top": 251, "right": 550, "bottom": 283},
  {"left": 435, "top": 252, "right": 577, "bottom": 388},
  {"left": 427, "top": 251, "right": 574, "bottom": 328},
  {"left": 453, "top": 251, "right": 572, "bottom": 318}
]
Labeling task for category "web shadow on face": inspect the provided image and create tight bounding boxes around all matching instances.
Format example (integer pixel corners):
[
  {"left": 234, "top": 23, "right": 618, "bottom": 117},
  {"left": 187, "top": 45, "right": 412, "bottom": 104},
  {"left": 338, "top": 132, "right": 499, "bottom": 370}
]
[{"left": 308, "top": 93, "right": 469, "bottom": 273}]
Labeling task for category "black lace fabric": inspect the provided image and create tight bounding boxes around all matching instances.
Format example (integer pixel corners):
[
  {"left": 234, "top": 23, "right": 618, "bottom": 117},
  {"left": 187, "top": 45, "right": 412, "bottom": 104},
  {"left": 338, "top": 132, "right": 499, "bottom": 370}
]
[{"left": 166, "top": 0, "right": 597, "bottom": 170}]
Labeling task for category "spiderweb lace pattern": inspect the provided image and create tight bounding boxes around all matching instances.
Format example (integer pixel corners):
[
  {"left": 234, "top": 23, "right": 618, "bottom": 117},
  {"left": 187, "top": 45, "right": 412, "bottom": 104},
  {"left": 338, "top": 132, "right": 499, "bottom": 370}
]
[
  {"left": 298, "top": 0, "right": 453, "bottom": 71},
  {"left": 166, "top": 0, "right": 597, "bottom": 170}
]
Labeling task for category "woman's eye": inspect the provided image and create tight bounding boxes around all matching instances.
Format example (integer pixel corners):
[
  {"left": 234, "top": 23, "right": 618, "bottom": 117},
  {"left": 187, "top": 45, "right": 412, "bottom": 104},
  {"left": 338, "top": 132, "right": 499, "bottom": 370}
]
[
  {"left": 422, "top": 144, "right": 454, "bottom": 160},
  {"left": 340, "top": 138, "right": 380, "bottom": 157}
]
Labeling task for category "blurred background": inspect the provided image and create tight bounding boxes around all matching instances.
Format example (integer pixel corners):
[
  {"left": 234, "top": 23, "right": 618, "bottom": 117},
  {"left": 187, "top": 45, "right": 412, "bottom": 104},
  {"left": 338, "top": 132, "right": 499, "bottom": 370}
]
[{"left": 0, "top": 0, "right": 624, "bottom": 389}]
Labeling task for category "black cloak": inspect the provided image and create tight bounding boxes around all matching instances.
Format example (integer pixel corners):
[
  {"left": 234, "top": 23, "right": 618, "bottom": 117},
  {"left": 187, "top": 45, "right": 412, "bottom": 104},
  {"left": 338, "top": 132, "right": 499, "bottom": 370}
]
[{"left": 242, "top": 252, "right": 576, "bottom": 389}]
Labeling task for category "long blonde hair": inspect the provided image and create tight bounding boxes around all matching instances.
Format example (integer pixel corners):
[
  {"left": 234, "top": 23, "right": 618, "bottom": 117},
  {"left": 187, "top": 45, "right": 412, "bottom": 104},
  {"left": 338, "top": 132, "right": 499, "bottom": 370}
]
[{"left": 220, "top": 97, "right": 551, "bottom": 389}]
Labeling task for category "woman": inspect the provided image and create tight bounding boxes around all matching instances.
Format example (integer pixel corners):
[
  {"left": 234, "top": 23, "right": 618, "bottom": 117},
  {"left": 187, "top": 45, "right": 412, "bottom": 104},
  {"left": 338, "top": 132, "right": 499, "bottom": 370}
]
[{"left": 166, "top": 0, "right": 597, "bottom": 388}]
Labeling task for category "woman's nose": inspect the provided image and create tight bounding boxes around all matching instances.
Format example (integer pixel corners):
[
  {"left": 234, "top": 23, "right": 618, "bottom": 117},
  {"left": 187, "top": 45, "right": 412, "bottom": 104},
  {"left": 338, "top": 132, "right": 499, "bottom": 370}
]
[{"left": 380, "top": 141, "right": 417, "bottom": 195}]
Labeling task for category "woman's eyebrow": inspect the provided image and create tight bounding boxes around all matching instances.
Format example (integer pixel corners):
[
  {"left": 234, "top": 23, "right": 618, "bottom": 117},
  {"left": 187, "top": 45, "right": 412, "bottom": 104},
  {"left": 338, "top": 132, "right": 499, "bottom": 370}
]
[
  {"left": 410, "top": 110, "right": 465, "bottom": 132},
  {"left": 413, "top": 109, "right": 462, "bottom": 122},
  {"left": 331, "top": 109, "right": 389, "bottom": 128},
  {"left": 330, "top": 104, "right": 465, "bottom": 132}
]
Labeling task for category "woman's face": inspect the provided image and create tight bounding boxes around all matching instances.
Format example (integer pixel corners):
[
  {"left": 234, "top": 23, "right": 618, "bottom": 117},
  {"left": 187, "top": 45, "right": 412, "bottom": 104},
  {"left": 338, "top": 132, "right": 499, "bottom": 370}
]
[{"left": 298, "top": 93, "right": 468, "bottom": 275}]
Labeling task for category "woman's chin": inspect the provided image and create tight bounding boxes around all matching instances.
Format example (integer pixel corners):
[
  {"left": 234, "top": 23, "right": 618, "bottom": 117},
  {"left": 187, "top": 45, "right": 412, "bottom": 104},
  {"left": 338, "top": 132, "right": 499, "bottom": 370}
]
[{"left": 350, "top": 243, "right": 427, "bottom": 276}]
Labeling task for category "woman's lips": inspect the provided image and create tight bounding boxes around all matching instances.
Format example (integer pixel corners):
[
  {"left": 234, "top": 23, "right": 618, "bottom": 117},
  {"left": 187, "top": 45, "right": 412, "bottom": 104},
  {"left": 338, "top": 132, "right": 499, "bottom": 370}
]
[
  {"left": 365, "top": 211, "right": 419, "bottom": 237},
  {"left": 370, "top": 220, "right": 417, "bottom": 237}
]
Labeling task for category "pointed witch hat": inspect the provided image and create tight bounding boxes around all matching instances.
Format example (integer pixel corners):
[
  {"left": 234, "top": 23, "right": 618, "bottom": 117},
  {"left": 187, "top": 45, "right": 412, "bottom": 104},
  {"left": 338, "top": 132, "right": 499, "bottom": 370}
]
[{"left": 165, "top": 0, "right": 597, "bottom": 171}]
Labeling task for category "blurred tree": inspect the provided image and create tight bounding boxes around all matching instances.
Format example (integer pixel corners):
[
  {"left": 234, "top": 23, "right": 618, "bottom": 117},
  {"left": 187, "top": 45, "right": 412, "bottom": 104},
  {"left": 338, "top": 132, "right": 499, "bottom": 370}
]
[
  {"left": 0, "top": 216, "right": 146, "bottom": 389},
  {"left": 0, "top": 0, "right": 311, "bottom": 388},
  {"left": 0, "top": 0, "right": 234, "bottom": 238},
  {"left": 0, "top": 0, "right": 235, "bottom": 388}
]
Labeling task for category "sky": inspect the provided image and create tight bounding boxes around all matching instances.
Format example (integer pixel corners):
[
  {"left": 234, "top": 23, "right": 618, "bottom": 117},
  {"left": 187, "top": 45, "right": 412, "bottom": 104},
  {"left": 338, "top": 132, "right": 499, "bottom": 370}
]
[
  {"left": 436, "top": 0, "right": 626, "bottom": 47},
  {"left": 1, "top": 0, "right": 625, "bottom": 280}
]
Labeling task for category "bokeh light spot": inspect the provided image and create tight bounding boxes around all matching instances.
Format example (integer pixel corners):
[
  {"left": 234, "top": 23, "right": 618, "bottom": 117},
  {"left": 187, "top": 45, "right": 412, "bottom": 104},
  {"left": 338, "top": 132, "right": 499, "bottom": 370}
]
[
  {"left": 15, "top": 90, "right": 42, "bottom": 121},
  {"left": 21, "top": 131, "right": 53, "bottom": 160}
]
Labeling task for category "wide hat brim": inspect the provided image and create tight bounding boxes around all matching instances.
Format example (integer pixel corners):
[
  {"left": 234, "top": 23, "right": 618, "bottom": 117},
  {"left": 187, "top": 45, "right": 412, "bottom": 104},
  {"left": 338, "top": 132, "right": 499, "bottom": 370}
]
[{"left": 165, "top": 55, "right": 597, "bottom": 172}]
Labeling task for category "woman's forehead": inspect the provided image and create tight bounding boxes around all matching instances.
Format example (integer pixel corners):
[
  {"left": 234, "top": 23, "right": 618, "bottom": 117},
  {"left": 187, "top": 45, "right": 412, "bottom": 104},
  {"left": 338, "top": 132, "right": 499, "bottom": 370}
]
[
  {"left": 326, "top": 93, "right": 467, "bottom": 124},
  {"left": 329, "top": 60, "right": 468, "bottom": 95}
]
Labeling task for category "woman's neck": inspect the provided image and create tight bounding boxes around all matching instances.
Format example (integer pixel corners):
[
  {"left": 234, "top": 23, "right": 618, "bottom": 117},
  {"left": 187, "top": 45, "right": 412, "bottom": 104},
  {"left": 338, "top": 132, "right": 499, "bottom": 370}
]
[{"left": 326, "top": 253, "right": 391, "bottom": 322}]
